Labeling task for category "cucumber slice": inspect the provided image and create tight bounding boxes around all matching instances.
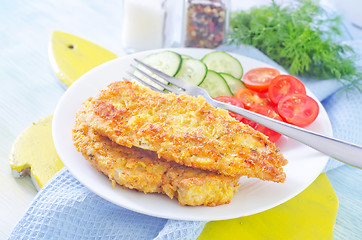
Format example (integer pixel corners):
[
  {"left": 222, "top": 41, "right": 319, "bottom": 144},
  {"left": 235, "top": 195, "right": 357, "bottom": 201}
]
[
  {"left": 202, "top": 51, "right": 243, "bottom": 79},
  {"left": 220, "top": 73, "right": 246, "bottom": 95},
  {"left": 143, "top": 51, "right": 182, "bottom": 76},
  {"left": 199, "top": 70, "right": 233, "bottom": 98},
  {"left": 134, "top": 51, "right": 182, "bottom": 90},
  {"left": 181, "top": 54, "right": 192, "bottom": 59},
  {"left": 175, "top": 58, "right": 207, "bottom": 86}
]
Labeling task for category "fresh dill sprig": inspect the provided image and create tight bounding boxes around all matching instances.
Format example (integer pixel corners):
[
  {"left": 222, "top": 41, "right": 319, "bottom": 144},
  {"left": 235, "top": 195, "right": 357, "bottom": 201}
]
[{"left": 228, "top": 0, "right": 361, "bottom": 91}]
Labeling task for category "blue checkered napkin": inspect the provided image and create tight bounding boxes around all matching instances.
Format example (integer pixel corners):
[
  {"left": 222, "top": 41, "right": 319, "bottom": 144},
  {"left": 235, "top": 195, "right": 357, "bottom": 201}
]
[{"left": 9, "top": 168, "right": 206, "bottom": 240}]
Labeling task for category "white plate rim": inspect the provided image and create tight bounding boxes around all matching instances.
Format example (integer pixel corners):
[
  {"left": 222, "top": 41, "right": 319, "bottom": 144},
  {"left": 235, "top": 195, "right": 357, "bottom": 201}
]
[{"left": 52, "top": 48, "right": 332, "bottom": 221}]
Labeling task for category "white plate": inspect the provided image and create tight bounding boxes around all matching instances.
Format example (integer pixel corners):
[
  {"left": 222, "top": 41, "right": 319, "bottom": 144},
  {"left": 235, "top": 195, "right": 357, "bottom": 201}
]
[{"left": 53, "top": 48, "right": 332, "bottom": 221}]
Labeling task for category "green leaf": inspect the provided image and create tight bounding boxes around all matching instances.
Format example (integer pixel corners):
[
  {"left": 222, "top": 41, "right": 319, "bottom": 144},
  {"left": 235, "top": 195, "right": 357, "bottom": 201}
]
[{"left": 228, "top": 0, "right": 361, "bottom": 91}]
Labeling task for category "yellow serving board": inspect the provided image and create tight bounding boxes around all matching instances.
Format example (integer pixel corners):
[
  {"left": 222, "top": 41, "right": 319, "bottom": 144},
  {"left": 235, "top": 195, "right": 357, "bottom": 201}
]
[
  {"left": 198, "top": 173, "right": 338, "bottom": 239},
  {"left": 9, "top": 115, "right": 64, "bottom": 190},
  {"left": 49, "top": 30, "right": 117, "bottom": 87}
]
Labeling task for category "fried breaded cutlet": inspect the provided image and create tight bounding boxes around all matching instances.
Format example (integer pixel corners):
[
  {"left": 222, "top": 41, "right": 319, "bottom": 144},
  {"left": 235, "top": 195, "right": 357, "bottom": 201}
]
[
  {"left": 73, "top": 114, "right": 240, "bottom": 206},
  {"left": 80, "top": 81, "right": 287, "bottom": 182}
]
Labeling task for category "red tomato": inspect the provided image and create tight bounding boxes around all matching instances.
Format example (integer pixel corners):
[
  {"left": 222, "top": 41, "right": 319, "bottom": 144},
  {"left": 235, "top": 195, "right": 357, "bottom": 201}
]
[
  {"left": 245, "top": 106, "right": 283, "bottom": 142},
  {"left": 268, "top": 75, "right": 306, "bottom": 105},
  {"left": 277, "top": 93, "right": 319, "bottom": 127},
  {"left": 242, "top": 68, "right": 280, "bottom": 92},
  {"left": 239, "top": 117, "right": 258, "bottom": 129},
  {"left": 235, "top": 88, "right": 270, "bottom": 110},
  {"left": 213, "top": 96, "right": 245, "bottom": 121}
]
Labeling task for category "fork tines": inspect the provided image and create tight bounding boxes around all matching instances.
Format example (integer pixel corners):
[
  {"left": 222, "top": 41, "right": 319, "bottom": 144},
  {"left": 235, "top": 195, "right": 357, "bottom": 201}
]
[
  {"left": 134, "top": 59, "right": 185, "bottom": 89},
  {"left": 128, "top": 65, "right": 167, "bottom": 93},
  {"left": 128, "top": 59, "right": 189, "bottom": 94}
]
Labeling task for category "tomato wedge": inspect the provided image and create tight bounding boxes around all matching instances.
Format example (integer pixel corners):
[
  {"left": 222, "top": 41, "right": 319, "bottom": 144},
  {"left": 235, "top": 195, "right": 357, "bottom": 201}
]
[
  {"left": 235, "top": 88, "right": 270, "bottom": 110},
  {"left": 242, "top": 68, "right": 280, "bottom": 92},
  {"left": 268, "top": 75, "right": 306, "bottom": 105},
  {"left": 277, "top": 93, "right": 319, "bottom": 127},
  {"left": 213, "top": 96, "right": 245, "bottom": 122},
  {"left": 243, "top": 105, "right": 283, "bottom": 142}
]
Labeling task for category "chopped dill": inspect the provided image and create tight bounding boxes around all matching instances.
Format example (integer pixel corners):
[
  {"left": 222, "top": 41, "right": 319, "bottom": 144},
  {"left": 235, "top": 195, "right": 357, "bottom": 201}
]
[{"left": 228, "top": 0, "right": 361, "bottom": 91}]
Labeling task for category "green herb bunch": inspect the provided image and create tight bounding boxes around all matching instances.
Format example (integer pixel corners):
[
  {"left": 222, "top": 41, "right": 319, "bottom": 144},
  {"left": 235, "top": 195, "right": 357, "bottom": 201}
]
[{"left": 228, "top": 0, "right": 361, "bottom": 91}]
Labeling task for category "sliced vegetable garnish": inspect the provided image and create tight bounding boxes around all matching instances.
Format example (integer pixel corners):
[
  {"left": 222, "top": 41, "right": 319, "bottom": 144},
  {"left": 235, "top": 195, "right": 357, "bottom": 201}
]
[
  {"left": 142, "top": 51, "right": 182, "bottom": 76},
  {"left": 277, "top": 93, "right": 319, "bottom": 127},
  {"left": 242, "top": 68, "right": 280, "bottom": 92},
  {"left": 135, "top": 51, "right": 182, "bottom": 90},
  {"left": 199, "top": 70, "right": 233, "bottom": 98},
  {"left": 175, "top": 58, "right": 207, "bottom": 86},
  {"left": 268, "top": 75, "right": 306, "bottom": 104},
  {"left": 220, "top": 73, "right": 247, "bottom": 95},
  {"left": 202, "top": 51, "right": 243, "bottom": 79},
  {"left": 213, "top": 96, "right": 244, "bottom": 122},
  {"left": 235, "top": 88, "right": 270, "bottom": 110},
  {"left": 181, "top": 54, "right": 192, "bottom": 59},
  {"left": 248, "top": 106, "right": 283, "bottom": 142}
]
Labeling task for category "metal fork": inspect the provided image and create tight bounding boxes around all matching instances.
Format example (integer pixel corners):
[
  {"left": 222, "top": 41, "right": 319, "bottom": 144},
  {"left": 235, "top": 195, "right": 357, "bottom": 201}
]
[{"left": 129, "top": 59, "right": 362, "bottom": 169}]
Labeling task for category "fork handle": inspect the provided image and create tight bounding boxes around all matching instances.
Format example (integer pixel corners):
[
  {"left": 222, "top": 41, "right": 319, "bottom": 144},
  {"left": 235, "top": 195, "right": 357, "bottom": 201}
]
[{"left": 215, "top": 101, "right": 362, "bottom": 169}]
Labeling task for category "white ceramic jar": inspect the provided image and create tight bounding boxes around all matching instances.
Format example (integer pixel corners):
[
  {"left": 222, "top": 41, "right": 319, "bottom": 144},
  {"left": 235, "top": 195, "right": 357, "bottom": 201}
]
[{"left": 121, "top": 0, "right": 166, "bottom": 53}]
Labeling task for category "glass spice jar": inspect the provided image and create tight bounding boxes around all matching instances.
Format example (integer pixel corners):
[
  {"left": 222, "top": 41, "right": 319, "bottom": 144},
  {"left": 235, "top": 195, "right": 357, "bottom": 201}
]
[{"left": 183, "top": 0, "right": 229, "bottom": 49}]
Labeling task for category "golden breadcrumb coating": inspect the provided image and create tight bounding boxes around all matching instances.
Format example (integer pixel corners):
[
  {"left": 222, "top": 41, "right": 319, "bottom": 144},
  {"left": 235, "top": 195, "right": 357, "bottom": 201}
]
[
  {"left": 73, "top": 112, "right": 240, "bottom": 206},
  {"left": 80, "top": 81, "right": 287, "bottom": 182}
]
